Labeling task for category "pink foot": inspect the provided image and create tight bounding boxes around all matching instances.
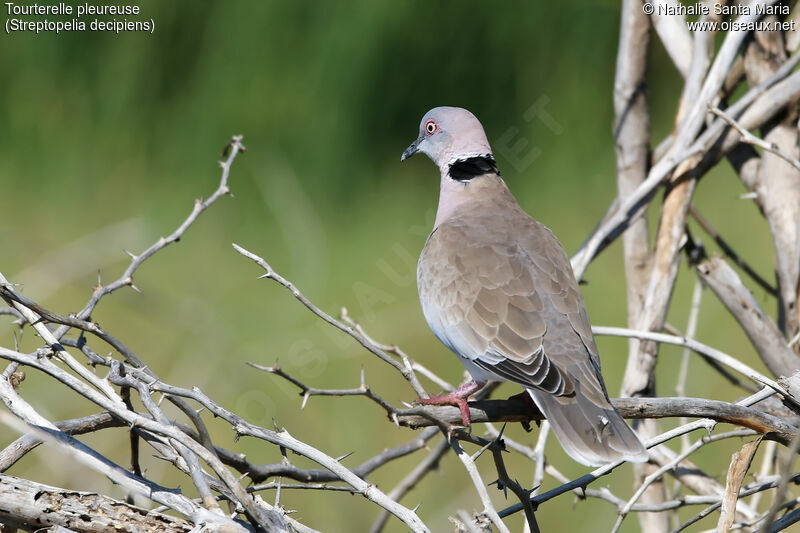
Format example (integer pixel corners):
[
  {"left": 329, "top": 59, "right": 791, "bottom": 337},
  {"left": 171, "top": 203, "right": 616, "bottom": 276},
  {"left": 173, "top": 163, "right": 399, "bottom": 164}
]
[{"left": 416, "top": 380, "right": 486, "bottom": 426}]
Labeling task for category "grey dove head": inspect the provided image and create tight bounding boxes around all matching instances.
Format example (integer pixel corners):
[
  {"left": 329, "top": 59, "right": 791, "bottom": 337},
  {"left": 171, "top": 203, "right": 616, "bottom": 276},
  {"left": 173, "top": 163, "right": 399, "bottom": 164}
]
[{"left": 401, "top": 107, "right": 494, "bottom": 174}]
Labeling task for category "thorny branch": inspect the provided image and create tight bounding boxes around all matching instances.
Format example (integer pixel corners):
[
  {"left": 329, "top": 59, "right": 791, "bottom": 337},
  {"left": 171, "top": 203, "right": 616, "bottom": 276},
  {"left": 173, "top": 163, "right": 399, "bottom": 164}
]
[{"left": 0, "top": 137, "right": 426, "bottom": 532}]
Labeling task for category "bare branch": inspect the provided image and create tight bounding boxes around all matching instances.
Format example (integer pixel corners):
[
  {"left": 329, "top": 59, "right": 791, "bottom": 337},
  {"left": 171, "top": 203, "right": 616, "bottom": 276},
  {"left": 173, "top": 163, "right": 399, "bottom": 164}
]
[
  {"left": 0, "top": 411, "right": 119, "bottom": 472},
  {"left": 498, "top": 387, "right": 777, "bottom": 519},
  {"left": 571, "top": 47, "right": 800, "bottom": 278},
  {"left": 612, "top": 432, "right": 759, "bottom": 533},
  {"left": 51, "top": 136, "right": 245, "bottom": 340},
  {"left": 741, "top": 15, "right": 800, "bottom": 339},
  {"left": 647, "top": 0, "right": 692, "bottom": 78},
  {"left": 761, "top": 430, "right": 800, "bottom": 530},
  {"left": 614, "top": 0, "right": 653, "bottom": 393},
  {"left": 485, "top": 430, "right": 540, "bottom": 532},
  {"left": 232, "top": 243, "right": 427, "bottom": 398},
  {"left": 675, "top": 276, "right": 703, "bottom": 451},
  {"left": 764, "top": 508, "right": 800, "bottom": 533},
  {"left": 717, "top": 438, "right": 762, "bottom": 532},
  {"left": 0, "top": 346, "right": 291, "bottom": 530},
  {"left": 127, "top": 368, "right": 431, "bottom": 532},
  {"left": 694, "top": 255, "right": 800, "bottom": 378},
  {"left": 0, "top": 391, "right": 240, "bottom": 531},
  {"left": 369, "top": 437, "right": 449, "bottom": 533},
  {"left": 688, "top": 206, "right": 777, "bottom": 296},
  {"left": 450, "top": 438, "right": 511, "bottom": 533},
  {"left": 199, "top": 423, "right": 441, "bottom": 485},
  {"left": 709, "top": 105, "right": 800, "bottom": 171},
  {"left": 593, "top": 326, "right": 786, "bottom": 393},
  {"left": 0, "top": 473, "right": 194, "bottom": 533},
  {"left": 0, "top": 307, "right": 22, "bottom": 321},
  {"left": 395, "top": 396, "right": 797, "bottom": 445}
]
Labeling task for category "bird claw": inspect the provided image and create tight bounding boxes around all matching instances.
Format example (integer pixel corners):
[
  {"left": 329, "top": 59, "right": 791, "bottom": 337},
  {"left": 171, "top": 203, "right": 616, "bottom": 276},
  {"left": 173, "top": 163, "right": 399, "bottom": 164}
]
[
  {"left": 415, "top": 380, "right": 485, "bottom": 426},
  {"left": 417, "top": 393, "right": 472, "bottom": 426}
]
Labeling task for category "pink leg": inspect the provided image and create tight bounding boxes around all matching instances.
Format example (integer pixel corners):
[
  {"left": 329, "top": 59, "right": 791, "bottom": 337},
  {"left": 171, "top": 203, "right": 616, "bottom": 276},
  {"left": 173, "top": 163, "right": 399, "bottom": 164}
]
[{"left": 416, "top": 380, "right": 486, "bottom": 426}]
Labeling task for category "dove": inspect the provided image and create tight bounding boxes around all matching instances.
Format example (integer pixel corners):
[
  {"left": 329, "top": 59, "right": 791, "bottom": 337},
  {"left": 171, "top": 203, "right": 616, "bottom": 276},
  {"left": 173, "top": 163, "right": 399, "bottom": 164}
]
[{"left": 402, "top": 106, "right": 648, "bottom": 467}]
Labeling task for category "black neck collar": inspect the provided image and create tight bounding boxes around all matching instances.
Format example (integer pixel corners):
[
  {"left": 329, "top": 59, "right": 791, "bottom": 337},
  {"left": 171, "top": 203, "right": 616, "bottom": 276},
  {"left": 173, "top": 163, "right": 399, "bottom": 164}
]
[{"left": 447, "top": 156, "right": 499, "bottom": 182}]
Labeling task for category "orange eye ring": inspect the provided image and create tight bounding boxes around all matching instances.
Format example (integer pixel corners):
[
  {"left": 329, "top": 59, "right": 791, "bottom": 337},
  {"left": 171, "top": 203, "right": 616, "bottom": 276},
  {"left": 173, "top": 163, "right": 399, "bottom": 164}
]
[{"left": 424, "top": 119, "right": 438, "bottom": 136}]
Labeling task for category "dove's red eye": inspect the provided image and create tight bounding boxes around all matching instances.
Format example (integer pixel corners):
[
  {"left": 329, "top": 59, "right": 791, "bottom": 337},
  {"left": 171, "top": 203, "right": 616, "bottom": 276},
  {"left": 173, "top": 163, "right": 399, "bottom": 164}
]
[{"left": 424, "top": 119, "right": 439, "bottom": 136}]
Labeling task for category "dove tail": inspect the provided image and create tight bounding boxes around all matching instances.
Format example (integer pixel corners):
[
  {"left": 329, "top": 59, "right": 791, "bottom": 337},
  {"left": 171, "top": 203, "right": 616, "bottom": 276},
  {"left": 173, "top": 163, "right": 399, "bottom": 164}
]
[{"left": 527, "top": 387, "right": 649, "bottom": 467}]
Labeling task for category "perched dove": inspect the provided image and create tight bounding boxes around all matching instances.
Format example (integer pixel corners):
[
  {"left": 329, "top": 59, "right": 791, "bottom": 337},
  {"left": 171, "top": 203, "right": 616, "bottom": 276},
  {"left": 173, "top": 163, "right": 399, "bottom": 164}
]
[{"left": 402, "top": 106, "right": 648, "bottom": 467}]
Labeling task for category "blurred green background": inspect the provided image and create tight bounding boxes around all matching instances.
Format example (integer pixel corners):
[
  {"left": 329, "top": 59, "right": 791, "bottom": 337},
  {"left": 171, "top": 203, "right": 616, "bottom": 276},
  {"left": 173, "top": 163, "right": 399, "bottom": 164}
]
[{"left": 0, "top": 1, "right": 783, "bottom": 531}]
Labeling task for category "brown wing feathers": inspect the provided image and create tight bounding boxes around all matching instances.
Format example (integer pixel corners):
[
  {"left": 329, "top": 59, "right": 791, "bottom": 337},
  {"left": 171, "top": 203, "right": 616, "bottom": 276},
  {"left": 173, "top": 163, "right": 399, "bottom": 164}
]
[{"left": 423, "top": 216, "right": 581, "bottom": 396}]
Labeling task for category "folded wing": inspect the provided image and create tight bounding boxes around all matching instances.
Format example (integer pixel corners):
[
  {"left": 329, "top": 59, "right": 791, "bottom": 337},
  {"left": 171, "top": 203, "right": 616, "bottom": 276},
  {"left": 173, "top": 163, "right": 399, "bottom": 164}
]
[{"left": 418, "top": 210, "right": 648, "bottom": 466}]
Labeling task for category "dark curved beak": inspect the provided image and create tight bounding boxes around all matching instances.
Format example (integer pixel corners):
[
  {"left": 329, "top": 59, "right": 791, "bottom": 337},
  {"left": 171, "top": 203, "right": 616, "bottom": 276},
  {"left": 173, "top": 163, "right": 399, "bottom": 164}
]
[{"left": 401, "top": 136, "right": 422, "bottom": 161}]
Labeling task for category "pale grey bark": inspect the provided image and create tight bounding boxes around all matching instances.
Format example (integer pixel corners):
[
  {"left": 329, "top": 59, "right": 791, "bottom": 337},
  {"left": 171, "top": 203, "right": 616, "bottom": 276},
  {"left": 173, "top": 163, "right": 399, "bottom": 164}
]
[
  {"left": 696, "top": 255, "right": 799, "bottom": 378},
  {"left": 0, "top": 474, "right": 193, "bottom": 533}
]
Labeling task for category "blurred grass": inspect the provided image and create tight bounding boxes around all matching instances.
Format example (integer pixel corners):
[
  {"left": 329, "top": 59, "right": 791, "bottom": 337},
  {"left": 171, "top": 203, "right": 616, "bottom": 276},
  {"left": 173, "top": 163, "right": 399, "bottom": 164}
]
[{"left": 0, "top": 1, "right": 783, "bottom": 531}]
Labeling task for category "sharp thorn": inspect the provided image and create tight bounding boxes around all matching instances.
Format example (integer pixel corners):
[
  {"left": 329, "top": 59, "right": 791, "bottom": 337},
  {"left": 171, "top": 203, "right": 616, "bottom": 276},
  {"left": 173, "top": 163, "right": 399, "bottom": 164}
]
[
  {"left": 496, "top": 422, "right": 508, "bottom": 440},
  {"left": 335, "top": 451, "right": 355, "bottom": 462},
  {"left": 471, "top": 440, "right": 493, "bottom": 462}
]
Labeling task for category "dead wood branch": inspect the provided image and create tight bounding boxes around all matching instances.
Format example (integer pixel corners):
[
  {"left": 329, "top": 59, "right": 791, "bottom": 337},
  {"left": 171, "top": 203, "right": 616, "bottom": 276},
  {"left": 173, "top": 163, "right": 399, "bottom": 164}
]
[
  {"left": 695, "top": 255, "right": 799, "bottom": 378},
  {"left": 0, "top": 474, "right": 193, "bottom": 533},
  {"left": 393, "top": 396, "right": 798, "bottom": 445}
]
